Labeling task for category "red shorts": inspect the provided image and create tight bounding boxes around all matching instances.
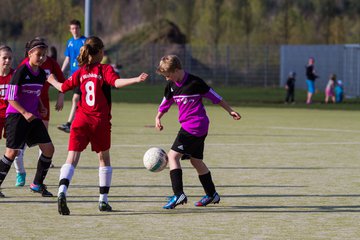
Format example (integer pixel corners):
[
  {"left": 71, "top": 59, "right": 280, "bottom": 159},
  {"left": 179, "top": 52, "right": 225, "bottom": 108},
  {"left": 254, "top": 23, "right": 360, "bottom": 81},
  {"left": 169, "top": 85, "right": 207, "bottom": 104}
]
[
  {"left": 40, "top": 96, "right": 50, "bottom": 121},
  {"left": 68, "top": 112, "right": 111, "bottom": 153},
  {"left": 0, "top": 117, "right": 6, "bottom": 139}
]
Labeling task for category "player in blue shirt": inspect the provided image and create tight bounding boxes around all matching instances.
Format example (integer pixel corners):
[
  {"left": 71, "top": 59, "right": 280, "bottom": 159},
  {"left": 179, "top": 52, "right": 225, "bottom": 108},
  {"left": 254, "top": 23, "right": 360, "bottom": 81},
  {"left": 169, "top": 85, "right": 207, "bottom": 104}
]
[{"left": 58, "top": 19, "right": 86, "bottom": 133}]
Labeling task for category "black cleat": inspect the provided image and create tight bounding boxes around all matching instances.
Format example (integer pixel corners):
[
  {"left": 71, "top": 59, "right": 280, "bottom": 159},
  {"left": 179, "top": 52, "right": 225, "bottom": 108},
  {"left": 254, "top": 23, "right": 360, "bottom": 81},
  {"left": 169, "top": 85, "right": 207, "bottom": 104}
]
[
  {"left": 0, "top": 191, "right": 5, "bottom": 198},
  {"left": 99, "top": 201, "right": 112, "bottom": 212},
  {"left": 58, "top": 192, "right": 70, "bottom": 215}
]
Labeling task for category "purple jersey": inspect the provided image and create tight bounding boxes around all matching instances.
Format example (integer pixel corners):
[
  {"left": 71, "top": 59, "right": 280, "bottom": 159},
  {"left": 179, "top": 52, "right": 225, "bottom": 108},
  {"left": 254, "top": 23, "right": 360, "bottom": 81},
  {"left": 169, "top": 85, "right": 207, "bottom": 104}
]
[
  {"left": 5, "top": 62, "right": 47, "bottom": 118},
  {"left": 158, "top": 72, "right": 222, "bottom": 137}
]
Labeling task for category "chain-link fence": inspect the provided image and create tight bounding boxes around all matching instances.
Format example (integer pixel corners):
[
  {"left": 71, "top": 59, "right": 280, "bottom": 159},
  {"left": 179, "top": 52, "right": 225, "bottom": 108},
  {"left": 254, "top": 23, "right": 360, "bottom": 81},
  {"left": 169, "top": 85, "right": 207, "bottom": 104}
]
[{"left": 6, "top": 42, "right": 281, "bottom": 87}]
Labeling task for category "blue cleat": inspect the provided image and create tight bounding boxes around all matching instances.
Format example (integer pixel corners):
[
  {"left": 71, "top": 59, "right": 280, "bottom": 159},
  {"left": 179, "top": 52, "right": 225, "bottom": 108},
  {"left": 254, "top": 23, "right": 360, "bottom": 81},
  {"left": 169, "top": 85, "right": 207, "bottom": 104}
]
[
  {"left": 194, "top": 192, "right": 220, "bottom": 207},
  {"left": 163, "top": 193, "right": 187, "bottom": 209},
  {"left": 15, "top": 172, "right": 26, "bottom": 187},
  {"left": 30, "top": 183, "right": 53, "bottom": 197}
]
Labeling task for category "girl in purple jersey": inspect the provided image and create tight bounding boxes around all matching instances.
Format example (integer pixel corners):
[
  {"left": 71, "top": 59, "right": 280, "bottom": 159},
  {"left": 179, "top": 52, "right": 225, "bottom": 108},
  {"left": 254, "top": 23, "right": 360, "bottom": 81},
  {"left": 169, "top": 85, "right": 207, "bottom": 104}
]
[
  {"left": 155, "top": 55, "right": 241, "bottom": 209},
  {"left": 0, "top": 39, "right": 54, "bottom": 198}
]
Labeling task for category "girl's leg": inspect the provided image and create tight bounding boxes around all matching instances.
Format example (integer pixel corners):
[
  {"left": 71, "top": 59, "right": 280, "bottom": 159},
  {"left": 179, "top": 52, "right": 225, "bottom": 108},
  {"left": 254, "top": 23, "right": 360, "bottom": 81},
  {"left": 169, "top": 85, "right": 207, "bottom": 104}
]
[
  {"left": 190, "top": 157, "right": 220, "bottom": 206},
  {"left": 0, "top": 148, "right": 19, "bottom": 193},
  {"left": 13, "top": 146, "right": 26, "bottom": 186},
  {"left": 57, "top": 151, "right": 81, "bottom": 215},
  {"left": 163, "top": 150, "right": 187, "bottom": 209},
  {"left": 30, "top": 142, "right": 55, "bottom": 196},
  {"left": 98, "top": 150, "right": 112, "bottom": 211}
]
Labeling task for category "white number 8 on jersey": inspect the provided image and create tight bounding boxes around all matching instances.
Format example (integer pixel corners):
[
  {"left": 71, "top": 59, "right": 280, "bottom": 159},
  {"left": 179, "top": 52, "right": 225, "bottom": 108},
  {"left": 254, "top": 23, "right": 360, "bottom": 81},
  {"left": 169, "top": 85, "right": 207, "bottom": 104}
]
[{"left": 85, "top": 81, "right": 95, "bottom": 106}]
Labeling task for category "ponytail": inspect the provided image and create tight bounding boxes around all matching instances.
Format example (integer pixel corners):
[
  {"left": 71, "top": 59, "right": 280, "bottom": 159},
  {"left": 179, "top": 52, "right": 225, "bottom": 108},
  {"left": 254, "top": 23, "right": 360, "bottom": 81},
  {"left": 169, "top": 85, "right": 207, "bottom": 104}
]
[{"left": 77, "top": 36, "right": 104, "bottom": 67}]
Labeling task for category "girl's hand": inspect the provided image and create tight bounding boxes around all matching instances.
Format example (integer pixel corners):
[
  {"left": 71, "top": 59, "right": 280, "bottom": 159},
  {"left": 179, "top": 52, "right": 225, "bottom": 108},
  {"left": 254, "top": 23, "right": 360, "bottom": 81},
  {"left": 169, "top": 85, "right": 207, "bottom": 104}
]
[
  {"left": 230, "top": 111, "right": 241, "bottom": 120},
  {"left": 138, "top": 73, "right": 149, "bottom": 83},
  {"left": 55, "top": 93, "right": 64, "bottom": 111},
  {"left": 23, "top": 112, "right": 36, "bottom": 122},
  {"left": 155, "top": 118, "right": 163, "bottom": 131}
]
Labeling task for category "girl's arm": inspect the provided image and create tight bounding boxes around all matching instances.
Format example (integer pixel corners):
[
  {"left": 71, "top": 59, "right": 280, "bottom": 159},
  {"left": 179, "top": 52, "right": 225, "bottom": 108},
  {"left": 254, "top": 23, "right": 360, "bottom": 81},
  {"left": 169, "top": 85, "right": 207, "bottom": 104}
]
[
  {"left": 114, "top": 73, "right": 148, "bottom": 88},
  {"left": 8, "top": 100, "right": 36, "bottom": 122},
  {"left": 155, "top": 111, "right": 165, "bottom": 131},
  {"left": 47, "top": 74, "right": 63, "bottom": 92},
  {"left": 218, "top": 99, "right": 241, "bottom": 120}
]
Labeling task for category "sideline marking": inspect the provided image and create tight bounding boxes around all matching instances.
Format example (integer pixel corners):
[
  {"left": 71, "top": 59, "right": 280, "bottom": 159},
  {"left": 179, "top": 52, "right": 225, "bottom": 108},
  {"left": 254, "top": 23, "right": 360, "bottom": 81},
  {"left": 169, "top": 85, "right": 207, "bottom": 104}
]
[{"left": 270, "top": 126, "right": 360, "bottom": 133}]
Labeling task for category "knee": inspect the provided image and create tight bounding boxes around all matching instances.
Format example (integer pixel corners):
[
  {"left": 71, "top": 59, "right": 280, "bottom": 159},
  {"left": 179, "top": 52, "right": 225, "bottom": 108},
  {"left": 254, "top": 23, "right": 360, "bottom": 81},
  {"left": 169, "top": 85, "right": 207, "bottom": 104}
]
[
  {"left": 42, "top": 144, "right": 55, "bottom": 157},
  {"left": 5, "top": 148, "right": 19, "bottom": 160}
]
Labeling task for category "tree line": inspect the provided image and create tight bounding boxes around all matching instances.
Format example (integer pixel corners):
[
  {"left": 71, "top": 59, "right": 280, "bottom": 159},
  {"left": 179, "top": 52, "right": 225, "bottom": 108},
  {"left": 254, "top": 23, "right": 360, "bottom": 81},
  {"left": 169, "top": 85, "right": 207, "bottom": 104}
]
[{"left": 1, "top": 0, "right": 359, "bottom": 46}]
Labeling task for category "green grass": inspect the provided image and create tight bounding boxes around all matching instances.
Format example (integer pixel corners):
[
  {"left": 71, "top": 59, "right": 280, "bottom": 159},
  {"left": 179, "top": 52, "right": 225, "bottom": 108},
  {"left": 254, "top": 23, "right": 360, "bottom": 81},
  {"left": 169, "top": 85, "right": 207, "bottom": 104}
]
[
  {"left": 1, "top": 99, "right": 360, "bottom": 239},
  {"left": 51, "top": 84, "right": 360, "bottom": 110}
]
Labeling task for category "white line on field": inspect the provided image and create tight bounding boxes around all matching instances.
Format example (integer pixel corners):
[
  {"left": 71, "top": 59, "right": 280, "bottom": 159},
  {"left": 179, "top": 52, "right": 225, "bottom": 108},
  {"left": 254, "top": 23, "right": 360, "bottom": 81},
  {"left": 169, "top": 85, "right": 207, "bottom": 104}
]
[
  {"left": 49, "top": 142, "right": 360, "bottom": 148},
  {"left": 270, "top": 127, "right": 360, "bottom": 133}
]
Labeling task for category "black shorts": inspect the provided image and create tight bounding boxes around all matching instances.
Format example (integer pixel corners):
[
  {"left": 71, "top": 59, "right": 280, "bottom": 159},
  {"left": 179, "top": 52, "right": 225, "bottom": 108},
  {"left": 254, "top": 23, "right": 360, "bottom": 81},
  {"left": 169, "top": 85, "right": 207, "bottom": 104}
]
[
  {"left": 73, "top": 86, "right": 81, "bottom": 95},
  {"left": 171, "top": 128, "right": 207, "bottom": 160},
  {"left": 5, "top": 114, "right": 52, "bottom": 149}
]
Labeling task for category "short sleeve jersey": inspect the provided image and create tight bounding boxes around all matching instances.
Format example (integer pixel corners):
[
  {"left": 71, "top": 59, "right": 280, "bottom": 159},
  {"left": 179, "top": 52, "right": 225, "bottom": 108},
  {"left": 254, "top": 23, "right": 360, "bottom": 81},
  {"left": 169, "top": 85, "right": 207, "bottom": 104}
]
[
  {"left": 64, "top": 36, "right": 86, "bottom": 75},
  {"left": 5, "top": 62, "right": 47, "bottom": 118},
  {"left": 19, "top": 57, "right": 65, "bottom": 103},
  {"left": 0, "top": 68, "right": 14, "bottom": 117},
  {"left": 61, "top": 63, "right": 119, "bottom": 118},
  {"left": 158, "top": 72, "right": 222, "bottom": 137}
]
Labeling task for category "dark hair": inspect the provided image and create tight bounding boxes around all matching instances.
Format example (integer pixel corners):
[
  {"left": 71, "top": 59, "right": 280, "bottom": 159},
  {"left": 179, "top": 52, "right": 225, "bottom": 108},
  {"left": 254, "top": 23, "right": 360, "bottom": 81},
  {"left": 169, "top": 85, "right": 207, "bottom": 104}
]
[
  {"left": 25, "top": 37, "right": 48, "bottom": 57},
  {"left": 77, "top": 36, "right": 104, "bottom": 66},
  {"left": 49, "top": 46, "right": 57, "bottom": 61},
  {"left": 0, "top": 45, "right": 12, "bottom": 53},
  {"left": 70, "top": 19, "right": 81, "bottom": 28}
]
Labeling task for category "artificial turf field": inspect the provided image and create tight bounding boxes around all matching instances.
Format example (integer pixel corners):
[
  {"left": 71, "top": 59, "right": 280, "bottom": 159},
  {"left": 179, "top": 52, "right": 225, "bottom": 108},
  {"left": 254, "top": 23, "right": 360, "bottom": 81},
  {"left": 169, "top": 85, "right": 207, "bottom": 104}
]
[{"left": 1, "top": 101, "right": 360, "bottom": 239}]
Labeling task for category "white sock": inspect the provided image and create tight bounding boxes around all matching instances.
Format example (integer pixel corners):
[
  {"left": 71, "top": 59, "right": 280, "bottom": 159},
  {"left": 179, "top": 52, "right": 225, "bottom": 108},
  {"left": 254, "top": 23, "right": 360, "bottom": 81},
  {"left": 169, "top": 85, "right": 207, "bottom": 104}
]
[
  {"left": 99, "top": 166, "right": 112, "bottom": 203},
  {"left": 58, "top": 163, "right": 75, "bottom": 197},
  {"left": 14, "top": 146, "right": 26, "bottom": 174}
]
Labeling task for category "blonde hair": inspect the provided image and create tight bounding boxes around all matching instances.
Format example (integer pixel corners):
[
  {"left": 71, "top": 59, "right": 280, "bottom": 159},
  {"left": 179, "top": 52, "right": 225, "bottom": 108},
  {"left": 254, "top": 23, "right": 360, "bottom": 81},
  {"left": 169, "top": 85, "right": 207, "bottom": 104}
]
[
  {"left": 156, "top": 55, "right": 182, "bottom": 75},
  {"left": 77, "top": 36, "right": 104, "bottom": 67}
]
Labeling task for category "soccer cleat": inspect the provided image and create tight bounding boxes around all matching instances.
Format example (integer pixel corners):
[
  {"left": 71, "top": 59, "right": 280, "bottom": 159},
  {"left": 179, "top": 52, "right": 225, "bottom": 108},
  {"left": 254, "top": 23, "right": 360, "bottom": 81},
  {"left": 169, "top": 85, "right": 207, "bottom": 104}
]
[
  {"left": 58, "top": 192, "right": 70, "bottom": 215},
  {"left": 194, "top": 192, "right": 221, "bottom": 207},
  {"left": 15, "top": 172, "right": 26, "bottom": 187},
  {"left": 0, "top": 191, "right": 4, "bottom": 198},
  {"left": 99, "top": 201, "right": 112, "bottom": 212},
  {"left": 163, "top": 193, "right": 187, "bottom": 209},
  {"left": 30, "top": 183, "right": 53, "bottom": 197},
  {"left": 57, "top": 123, "right": 70, "bottom": 133}
]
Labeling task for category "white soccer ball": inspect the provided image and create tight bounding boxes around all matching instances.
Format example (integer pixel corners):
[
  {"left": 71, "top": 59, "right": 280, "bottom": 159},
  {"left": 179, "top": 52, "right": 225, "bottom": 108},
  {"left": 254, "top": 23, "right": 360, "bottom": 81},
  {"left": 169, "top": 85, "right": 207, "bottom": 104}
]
[{"left": 143, "top": 147, "right": 168, "bottom": 172}]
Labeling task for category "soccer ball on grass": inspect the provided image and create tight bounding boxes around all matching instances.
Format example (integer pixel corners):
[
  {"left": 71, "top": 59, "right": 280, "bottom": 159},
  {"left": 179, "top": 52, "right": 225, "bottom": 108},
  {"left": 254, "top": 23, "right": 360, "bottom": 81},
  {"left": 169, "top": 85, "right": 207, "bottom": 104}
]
[{"left": 143, "top": 147, "right": 168, "bottom": 172}]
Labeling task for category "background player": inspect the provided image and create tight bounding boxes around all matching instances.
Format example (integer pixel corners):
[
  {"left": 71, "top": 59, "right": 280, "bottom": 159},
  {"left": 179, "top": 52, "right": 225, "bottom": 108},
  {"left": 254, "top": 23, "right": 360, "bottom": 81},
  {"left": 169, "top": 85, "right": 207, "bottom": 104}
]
[
  {"left": 58, "top": 19, "right": 86, "bottom": 133},
  {"left": 47, "top": 36, "right": 148, "bottom": 215},
  {"left": 0, "top": 45, "right": 14, "bottom": 150},
  {"left": 155, "top": 55, "right": 241, "bottom": 209}
]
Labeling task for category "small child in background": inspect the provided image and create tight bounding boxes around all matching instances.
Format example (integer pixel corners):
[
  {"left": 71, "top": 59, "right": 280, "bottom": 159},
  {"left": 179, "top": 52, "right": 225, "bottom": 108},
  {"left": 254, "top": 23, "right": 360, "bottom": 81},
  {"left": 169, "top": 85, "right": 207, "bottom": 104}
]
[
  {"left": 285, "top": 71, "right": 296, "bottom": 104},
  {"left": 325, "top": 74, "right": 336, "bottom": 104},
  {"left": 335, "top": 79, "right": 344, "bottom": 103}
]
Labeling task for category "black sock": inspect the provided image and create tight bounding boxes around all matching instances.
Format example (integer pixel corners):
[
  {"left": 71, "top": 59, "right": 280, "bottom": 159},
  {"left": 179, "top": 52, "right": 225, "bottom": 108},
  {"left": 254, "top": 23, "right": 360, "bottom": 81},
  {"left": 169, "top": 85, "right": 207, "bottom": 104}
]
[
  {"left": 199, "top": 171, "right": 216, "bottom": 196},
  {"left": 33, "top": 154, "right": 52, "bottom": 185},
  {"left": 0, "top": 155, "right": 13, "bottom": 186},
  {"left": 170, "top": 169, "right": 184, "bottom": 196}
]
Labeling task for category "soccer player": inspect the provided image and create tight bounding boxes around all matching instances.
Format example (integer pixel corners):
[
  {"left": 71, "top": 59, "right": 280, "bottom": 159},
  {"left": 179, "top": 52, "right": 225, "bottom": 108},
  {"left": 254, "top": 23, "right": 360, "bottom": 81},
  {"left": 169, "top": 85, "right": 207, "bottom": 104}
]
[
  {"left": 155, "top": 55, "right": 241, "bottom": 209},
  {"left": 305, "top": 57, "right": 318, "bottom": 104},
  {"left": 0, "top": 38, "right": 55, "bottom": 198},
  {"left": 47, "top": 36, "right": 148, "bottom": 215},
  {"left": 58, "top": 19, "right": 86, "bottom": 133},
  {"left": 13, "top": 38, "right": 65, "bottom": 187},
  {"left": 0, "top": 45, "right": 14, "bottom": 147}
]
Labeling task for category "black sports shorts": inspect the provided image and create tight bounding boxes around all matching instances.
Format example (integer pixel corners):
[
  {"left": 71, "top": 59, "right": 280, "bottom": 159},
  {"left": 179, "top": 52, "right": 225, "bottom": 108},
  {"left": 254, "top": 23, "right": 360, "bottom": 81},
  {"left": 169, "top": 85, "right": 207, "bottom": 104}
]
[
  {"left": 5, "top": 114, "right": 52, "bottom": 149},
  {"left": 171, "top": 128, "right": 207, "bottom": 160}
]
